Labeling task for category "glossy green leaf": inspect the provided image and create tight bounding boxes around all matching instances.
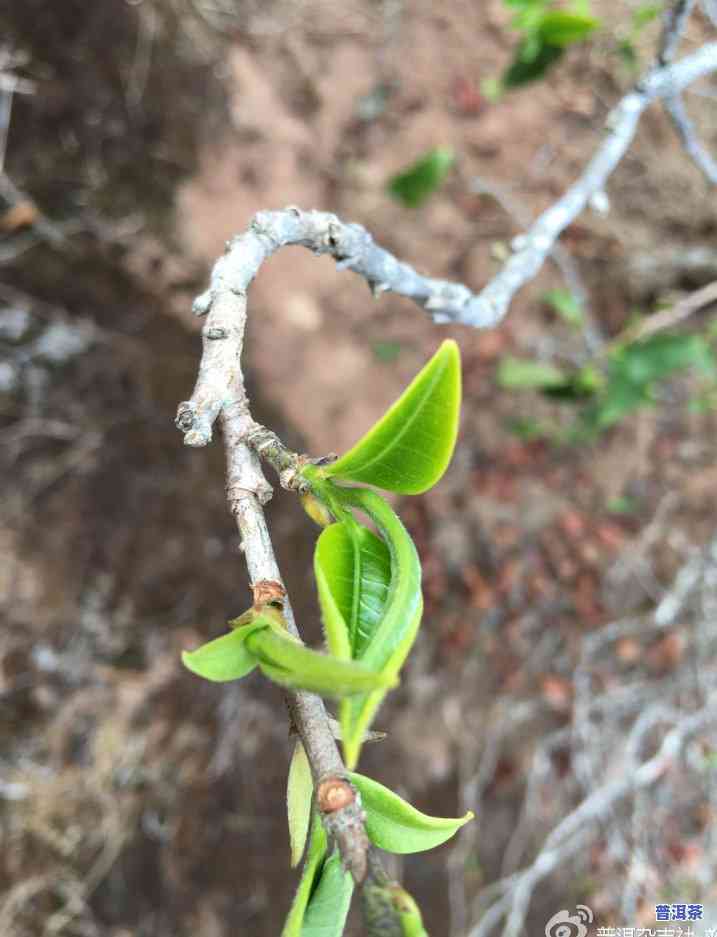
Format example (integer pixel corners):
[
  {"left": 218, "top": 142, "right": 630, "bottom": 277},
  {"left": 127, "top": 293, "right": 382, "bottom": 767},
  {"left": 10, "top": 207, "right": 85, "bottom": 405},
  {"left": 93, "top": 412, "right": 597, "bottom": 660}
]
[
  {"left": 181, "top": 620, "right": 265, "bottom": 682},
  {"left": 340, "top": 598, "right": 421, "bottom": 770},
  {"left": 387, "top": 147, "right": 454, "bottom": 209},
  {"left": 287, "top": 742, "right": 313, "bottom": 868},
  {"left": 315, "top": 521, "right": 391, "bottom": 658},
  {"left": 321, "top": 486, "right": 422, "bottom": 768},
  {"left": 538, "top": 11, "right": 600, "bottom": 46},
  {"left": 301, "top": 849, "right": 354, "bottom": 936},
  {"left": 247, "top": 627, "right": 397, "bottom": 699},
  {"left": 497, "top": 355, "right": 569, "bottom": 390},
  {"left": 347, "top": 772, "right": 473, "bottom": 854},
  {"left": 282, "top": 814, "right": 327, "bottom": 937},
  {"left": 326, "top": 340, "right": 461, "bottom": 495}
]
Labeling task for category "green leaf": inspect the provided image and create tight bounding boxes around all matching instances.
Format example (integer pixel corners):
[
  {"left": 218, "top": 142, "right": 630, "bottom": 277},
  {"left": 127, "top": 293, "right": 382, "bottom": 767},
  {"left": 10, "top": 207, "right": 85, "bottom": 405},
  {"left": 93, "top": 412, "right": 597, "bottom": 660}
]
[
  {"left": 329, "top": 487, "right": 422, "bottom": 769},
  {"left": 287, "top": 742, "right": 313, "bottom": 868},
  {"left": 497, "top": 355, "right": 569, "bottom": 390},
  {"left": 301, "top": 849, "right": 354, "bottom": 936},
  {"left": 586, "top": 374, "right": 650, "bottom": 430},
  {"left": 362, "top": 882, "right": 428, "bottom": 937},
  {"left": 326, "top": 340, "right": 461, "bottom": 495},
  {"left": 391, "top": 886, "right": 428, "bottom": 937},
  {"left": 617, "top": 38, "right": 638, "bottom": 68},
  {"left": 341, "top": 597, "right": 422, "bottom": 770},
  {"left": 301, "top": 479, "right": 424, "bottom": 767},
  {"left": 542, "top": 288, "right": 584, "bottom": 326},
  {"left": 247, "top": 627, "right": 397, "bottom": 699},
  {"left": 537, "top": 11, "right": 600, "bottom": 46},
  {"left": 282, "top": 814, "right": 327, "bottom": 937},
  {"left": 181, "top": 620, "right": 265, "bottom": 682},
  {"left": 387, "top": 147, "right": 454, "bottom": 208},
  {"left": 613, "top": 333, "right": 716, "bottom": 384},
  {"left": 347, "top": 772, "right": 474, "bottom": 854},
  {"left": 632, "top": 3, "right": 661, "bottom": 30},
  {"left": 503, "top": 37, "right": 564, "bottom": 87},
  {"left": 315, "top": 521, "right": 391, "bottom": 658}
]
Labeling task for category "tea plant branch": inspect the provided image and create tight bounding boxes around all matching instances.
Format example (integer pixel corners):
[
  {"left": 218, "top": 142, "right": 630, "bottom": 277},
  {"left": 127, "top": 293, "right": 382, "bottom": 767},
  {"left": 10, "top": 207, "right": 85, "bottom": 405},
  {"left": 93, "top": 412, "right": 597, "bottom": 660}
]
[
  {"left": 470, "top": 39, "right": 717, "bottom": 328},
  {"left": 176, "top": 276, "right": 370, "bottom": 883},
  {"left": 469, "top": 173, "right": 602, "bottom": 354},
  {"left": 173, "top": 58, "right": 716, "bottom": 380},
  {"left": 659, "top": 0, "right": 717, "bottom": 184}
]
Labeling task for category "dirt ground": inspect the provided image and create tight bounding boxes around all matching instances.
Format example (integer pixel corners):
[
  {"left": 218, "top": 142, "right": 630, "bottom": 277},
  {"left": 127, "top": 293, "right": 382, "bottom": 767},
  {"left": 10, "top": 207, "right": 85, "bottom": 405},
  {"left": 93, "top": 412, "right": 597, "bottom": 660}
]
[{"left": 1, "top": 2, "right": 717, "bottom": 936}]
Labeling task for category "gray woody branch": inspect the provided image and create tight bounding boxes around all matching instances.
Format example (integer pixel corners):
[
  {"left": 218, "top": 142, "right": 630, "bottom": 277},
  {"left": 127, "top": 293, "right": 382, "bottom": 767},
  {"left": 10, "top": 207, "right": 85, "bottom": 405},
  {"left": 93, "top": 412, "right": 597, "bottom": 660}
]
[
  {"left": 175, "top": 17, "right": 717, "bottom": 902},
  {"left": 177, "top": 47, "right": 717, "bottom": 410},
  {"left": 175, "top": 266, "right": 369, "bottom": 881}
]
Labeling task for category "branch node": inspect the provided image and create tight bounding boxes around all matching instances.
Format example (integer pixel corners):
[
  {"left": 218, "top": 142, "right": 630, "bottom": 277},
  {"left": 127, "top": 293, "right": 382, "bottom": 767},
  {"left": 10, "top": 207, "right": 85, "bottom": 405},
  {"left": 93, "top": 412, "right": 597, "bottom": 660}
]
[
  {"left": 317, "top": 774, "right": 369, "bottom": 883},
  {"left": 192, "top": 290, "right": 213, "bottom": 317},
  {"left": 252, "top": 579, "right": 286, "bottom": 608},
  {"left": 205, "top": 326, "right": 228, "bottom": 340},
  {"left": 317, "top": 775, "right": 356, "bottom": 814},
  {"left": 184, "top": 429, "right": 211, "bottom": 447}
]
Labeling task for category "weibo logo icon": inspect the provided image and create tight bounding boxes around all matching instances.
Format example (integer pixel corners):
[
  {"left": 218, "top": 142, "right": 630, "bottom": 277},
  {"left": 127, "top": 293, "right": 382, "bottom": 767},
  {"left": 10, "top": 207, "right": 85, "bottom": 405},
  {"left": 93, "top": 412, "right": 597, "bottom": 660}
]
[{"left": 544, "top": 905, "right": 594, "bottom": 937}]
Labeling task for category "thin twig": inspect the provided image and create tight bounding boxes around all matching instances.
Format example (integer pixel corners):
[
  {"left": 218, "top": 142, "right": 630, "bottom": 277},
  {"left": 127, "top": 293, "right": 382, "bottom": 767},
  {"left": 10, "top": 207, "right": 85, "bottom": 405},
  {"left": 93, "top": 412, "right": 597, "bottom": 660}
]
[
  {"left": 470, "top": 174, "right": 602, "bottom": 354},
  {"left": 659, "top": 0, "right": 696, "bottom": 65},
  {"left": 620, "top": 279, "right": 717, "bottom": 345},
  {"left": 663, "top": 94, "right": 717, "bottom": 183},
  {"left": 659, "top": 0, "right": 717, "bottom": 184},
  {"left": 176, "top": 225, "right": 369, "bottom": 881},
  {"left": 468, "top": 702, "right": 717, "bottom": 937}
]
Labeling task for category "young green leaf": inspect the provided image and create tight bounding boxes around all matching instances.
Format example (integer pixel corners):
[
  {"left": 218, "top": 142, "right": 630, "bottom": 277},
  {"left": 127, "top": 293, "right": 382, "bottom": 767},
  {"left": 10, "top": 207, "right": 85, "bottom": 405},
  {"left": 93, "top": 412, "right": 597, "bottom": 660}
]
[
  {"left": 347, "top": 772, "right": 474, "bottom": 854},
  {"left": 287, "top": 742, "right": 313, "bottom": 868},
  {"left": 303, "top": 482, "right": 423, "bottom": 767},
  {"left": 247, "top": 627, "right": 397, "bottom": 699},
  {"left": 340, "top": 598, "right": 422, "bottom": 770},
  {"left": 387, "top": 147, "right": 454, "bottom": 209},
  {"left": 282, "top": 814, "right": 327, "bottom": 937},
  {"left": 363, "top": 884, "right": 428, "bottom": 937},
  {"left": 300, "top": 849, "right": 354, "bottom": 937},
  {"left": 181, "top": 620, "right": 266, "bottom": 682},
  {"left": 320, "top": 485, "right": 422, "bottom": 768},
  {"left": 389, "top": 885, "right": 428, "bottom": 937},
  {"left": 315, "top": 521, "right": 391, "bottom": 658},
  {"left": 326, "top": 340, "right": 461, "bottom": 495}
]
